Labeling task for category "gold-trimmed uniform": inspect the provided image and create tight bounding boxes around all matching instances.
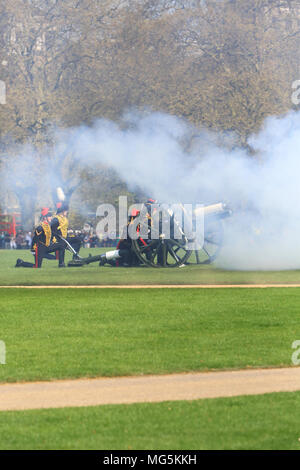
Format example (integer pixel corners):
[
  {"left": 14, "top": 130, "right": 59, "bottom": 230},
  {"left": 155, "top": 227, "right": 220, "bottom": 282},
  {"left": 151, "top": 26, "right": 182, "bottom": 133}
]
[
  {"left": 16, "top": 221, "right": 65, "bottom": 268},
  {"left": 51, "top": 213, "right": 81, "bottom": 260},
  {"left": 32, "top": 222, "right": 52, "bottom": 249}
]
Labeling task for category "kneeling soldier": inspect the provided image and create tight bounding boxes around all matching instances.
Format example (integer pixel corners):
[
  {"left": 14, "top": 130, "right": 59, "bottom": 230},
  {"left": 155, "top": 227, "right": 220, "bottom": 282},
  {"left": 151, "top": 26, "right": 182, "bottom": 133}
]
[
  {"left": 15, "top": 208, "right": 65, "bottom": 268},
  {"left": 51, "top": 202, "right": 81, "bottom": 263}
]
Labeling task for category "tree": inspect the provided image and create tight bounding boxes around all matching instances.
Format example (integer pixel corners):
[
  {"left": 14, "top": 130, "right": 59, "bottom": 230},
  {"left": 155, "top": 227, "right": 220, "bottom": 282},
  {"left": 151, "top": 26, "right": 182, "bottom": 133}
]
[{"left": 1, "top": 0, "right": 300, "bottom": 225}]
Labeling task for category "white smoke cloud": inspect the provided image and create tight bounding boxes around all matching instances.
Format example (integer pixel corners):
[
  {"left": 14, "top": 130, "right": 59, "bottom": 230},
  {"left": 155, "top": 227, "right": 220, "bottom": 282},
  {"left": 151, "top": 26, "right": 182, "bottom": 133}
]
[{"left": 3, "top": 109, "right": 300, "bottom": 270}]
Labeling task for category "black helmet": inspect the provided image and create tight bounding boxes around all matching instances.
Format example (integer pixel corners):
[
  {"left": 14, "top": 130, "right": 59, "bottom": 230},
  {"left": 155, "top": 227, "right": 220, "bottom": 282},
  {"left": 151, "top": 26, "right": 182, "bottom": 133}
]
[{"left": 56, "top": 202, "right": 69, "bottom": 214}]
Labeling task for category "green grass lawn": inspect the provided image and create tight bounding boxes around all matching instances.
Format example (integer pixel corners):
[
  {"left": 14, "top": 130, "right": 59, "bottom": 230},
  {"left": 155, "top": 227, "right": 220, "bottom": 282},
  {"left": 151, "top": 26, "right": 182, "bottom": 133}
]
[
  {"left": 2, "top": 248, "right": 300, "bottom": 285},
  {"left": 1, "top": 253, "right": 300, "bottom": 451},
  {"left": 1, "top": 392, "right": 300, "bottom": 449},
  {"left": 0, "top": 287, "right": 299, "bottom": 383}
]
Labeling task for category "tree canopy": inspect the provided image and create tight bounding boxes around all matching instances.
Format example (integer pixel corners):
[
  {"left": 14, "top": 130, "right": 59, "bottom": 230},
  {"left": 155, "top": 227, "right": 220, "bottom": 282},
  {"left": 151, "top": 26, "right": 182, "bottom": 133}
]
[{"left": 1, "top": 0, "right": 300, "bottom": 227}]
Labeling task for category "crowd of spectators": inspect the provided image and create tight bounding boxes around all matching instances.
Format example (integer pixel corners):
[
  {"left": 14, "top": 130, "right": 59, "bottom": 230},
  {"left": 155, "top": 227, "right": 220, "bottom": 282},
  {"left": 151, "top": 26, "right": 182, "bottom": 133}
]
[
  {"left": 0, "top": 229, "right": 118, "bottom": 249},
  {"left": 0, "top": 230, "right": 32, "bottom": 249},
  {"left": 76, "top": 231, "right": 117, "bottom": 248}
]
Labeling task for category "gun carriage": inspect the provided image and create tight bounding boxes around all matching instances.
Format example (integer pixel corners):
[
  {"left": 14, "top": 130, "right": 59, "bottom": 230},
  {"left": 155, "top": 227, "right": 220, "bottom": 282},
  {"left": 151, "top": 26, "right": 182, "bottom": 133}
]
[{"left": 131, "top": 202, "right": 230, "bottom": 268}]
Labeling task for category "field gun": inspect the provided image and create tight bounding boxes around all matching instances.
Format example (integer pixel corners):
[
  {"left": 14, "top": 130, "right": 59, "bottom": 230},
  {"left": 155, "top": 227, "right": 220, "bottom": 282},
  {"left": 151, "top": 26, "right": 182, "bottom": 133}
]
[{"left": 68, "top": 202, "right": 231, "bottom": 268}]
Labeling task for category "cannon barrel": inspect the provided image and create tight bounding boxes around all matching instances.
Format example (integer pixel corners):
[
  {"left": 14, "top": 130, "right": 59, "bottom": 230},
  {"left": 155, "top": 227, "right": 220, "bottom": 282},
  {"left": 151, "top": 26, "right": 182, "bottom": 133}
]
[{"left": 194, "top": 202, "right": 231, "bottom": 218}]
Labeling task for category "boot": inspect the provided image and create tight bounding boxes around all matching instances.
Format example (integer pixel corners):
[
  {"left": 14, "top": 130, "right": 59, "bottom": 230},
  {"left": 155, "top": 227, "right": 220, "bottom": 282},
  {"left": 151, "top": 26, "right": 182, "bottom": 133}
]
[{"left": 15, "top": 259, "right": 35, "bottom": 268}]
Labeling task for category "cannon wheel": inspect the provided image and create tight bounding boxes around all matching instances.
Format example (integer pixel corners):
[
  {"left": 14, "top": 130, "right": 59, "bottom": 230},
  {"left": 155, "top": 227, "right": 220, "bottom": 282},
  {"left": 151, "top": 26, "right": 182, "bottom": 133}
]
[
  {"left": 186, "top": 217, "right": 224, "bottom": 265},
  {"left": 132, "top": 237, "right": 192, "bottom": 268}
]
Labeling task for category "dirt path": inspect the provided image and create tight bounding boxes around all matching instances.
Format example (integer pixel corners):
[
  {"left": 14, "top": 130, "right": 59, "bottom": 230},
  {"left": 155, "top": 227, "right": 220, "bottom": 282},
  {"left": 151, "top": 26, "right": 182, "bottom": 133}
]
[
  {"left": 2, "top": 284, "right": 300, "bottom": 288},
  {"left": 1, "top": 367, "right": 300, "bottom": 411}
]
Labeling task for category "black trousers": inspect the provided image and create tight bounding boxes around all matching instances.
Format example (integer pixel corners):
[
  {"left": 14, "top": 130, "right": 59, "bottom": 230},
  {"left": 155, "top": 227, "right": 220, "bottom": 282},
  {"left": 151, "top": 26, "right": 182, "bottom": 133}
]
[
  {"left": 54, "top": 236, "right": 81, "bottom": 261},
  {"left": 21, "top": 241, "right": 65, "bottom": 268},
  {"left": 67, "top": 236, "right": 81, "bottom": 254}
]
